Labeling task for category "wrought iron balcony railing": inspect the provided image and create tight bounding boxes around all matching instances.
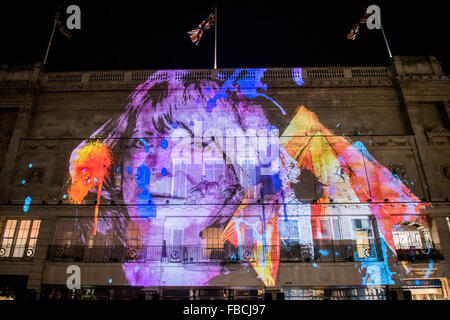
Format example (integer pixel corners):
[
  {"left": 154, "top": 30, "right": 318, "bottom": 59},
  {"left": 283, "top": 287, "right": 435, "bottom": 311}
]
[
  {"left": 395, "top": 248, "right": 442, "bottom": 261},
  {"left": 46, "top": 243, "right": 385, "bottom": 264},
  {"left": 0, "top": 245, "right": 37, "bottom": 260}
]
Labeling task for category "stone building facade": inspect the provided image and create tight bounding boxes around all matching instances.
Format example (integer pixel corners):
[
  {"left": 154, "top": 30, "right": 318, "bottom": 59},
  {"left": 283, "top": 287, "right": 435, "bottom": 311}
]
[{"left": 0, "top": 56, "right": 449, "bottom": 300}]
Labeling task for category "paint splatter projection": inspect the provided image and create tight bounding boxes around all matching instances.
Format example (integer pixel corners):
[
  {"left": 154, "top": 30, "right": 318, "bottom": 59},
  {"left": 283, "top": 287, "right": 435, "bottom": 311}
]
[
  {"left": 65, "top": 68, "right": 428, "bottom": 288},
  {"left": 67, "top": 141, "right": 112, "bottom": 235}
]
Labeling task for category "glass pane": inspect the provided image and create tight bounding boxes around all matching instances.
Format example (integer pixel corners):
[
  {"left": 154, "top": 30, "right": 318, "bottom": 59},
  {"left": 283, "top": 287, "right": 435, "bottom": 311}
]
[
  {"left": 1, "top": 238, "right": 14, "bottom": 257},
  {"left": 173, "top": 160, "right": 187, "bottom": 198},
  {"left": 244, "top": 227, "right": 253, "bottom": 246},
  {"left": 30, "top": 220, "right": 41, "bottom": 238},
  {"left": 332, "top": 219, "right": 341, "bottom": 240},
  {"left": 356, "top": 230, "right": 370, "bottom": 258},
  {"left": 172, "top": 230, "right": 183, "bottom": 246},
  {"left": 13, "top": 220, "right": 31, "bottom": 258},
  {"left": 3, "top": 220, "right": 17, "bottom": 238},
  {"left": 279, "top": 219, "right": 299, "bottom": 240}
]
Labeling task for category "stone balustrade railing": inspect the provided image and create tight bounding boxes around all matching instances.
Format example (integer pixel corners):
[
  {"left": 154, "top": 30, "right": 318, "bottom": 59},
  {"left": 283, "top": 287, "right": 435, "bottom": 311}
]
[
  {"left": 27, "top": 66, "right": 393, "bottom": 91},
  {"left": 44, "top": 66, "right": 392, "bottom": 83}
]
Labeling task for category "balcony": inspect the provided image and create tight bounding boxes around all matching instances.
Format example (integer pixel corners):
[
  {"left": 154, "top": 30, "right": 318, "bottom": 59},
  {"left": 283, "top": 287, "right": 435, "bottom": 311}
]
[
  {"left": 395, "top": 247, "right": 443, "bottom": 261},
  {"left": 46, "top": 243, "right": 384, "bottom": 264},
  {"left": 0, "top": 245, "right": 37, "bottom": 261}
]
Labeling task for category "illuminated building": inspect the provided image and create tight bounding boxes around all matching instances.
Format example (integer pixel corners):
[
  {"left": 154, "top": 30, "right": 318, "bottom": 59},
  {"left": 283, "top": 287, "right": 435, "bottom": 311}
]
[{"left": 0, "top": 56, "right": 449, "bottom": 300}]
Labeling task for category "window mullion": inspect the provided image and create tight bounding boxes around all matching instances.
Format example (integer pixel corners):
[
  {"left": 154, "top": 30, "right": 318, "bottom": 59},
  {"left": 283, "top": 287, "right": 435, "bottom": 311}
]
[
  {"left": 25, "top": 220, "right": 34, "bottom": 249},
  {"left": 10, "top": 220, "right": 21, "bottom": 257}
]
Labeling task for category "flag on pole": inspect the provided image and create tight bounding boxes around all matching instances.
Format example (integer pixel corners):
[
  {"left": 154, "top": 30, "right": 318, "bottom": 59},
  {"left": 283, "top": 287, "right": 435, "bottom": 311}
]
[
  {"left": 188, "top": 12, "right": 215, "bottom": 46},
  {"left": 346, "top": 11, "right": 375, "bottom": 40},
  {"left": 55, "top": 11, "right": 72, "bottom": 40},
  {"left": 346, "top": 5, "right": 392, "bottom": 59},
  {"left": 359, "top": 11, "right": 375, "bottom": 24}
]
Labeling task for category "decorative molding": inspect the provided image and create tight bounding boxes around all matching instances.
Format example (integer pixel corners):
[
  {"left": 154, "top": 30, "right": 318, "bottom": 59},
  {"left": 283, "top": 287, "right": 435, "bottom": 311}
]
[
  {"left": 441, "top": 163, "right": 450, "bottom": 182},
  {"left": 425, "top": 124, "right": 450, "bottom": 146}
]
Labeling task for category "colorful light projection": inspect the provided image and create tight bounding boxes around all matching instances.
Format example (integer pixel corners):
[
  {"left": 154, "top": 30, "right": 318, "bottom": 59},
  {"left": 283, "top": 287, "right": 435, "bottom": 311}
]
[
  {"left": 67, "top": 141, "right": 112, "bottom": 235},
  {"left": 280, "top": 106, "right": 427, "bottom": 251},
  {"left": 65, "top": 68, "right": 427, "bottom": 288}
]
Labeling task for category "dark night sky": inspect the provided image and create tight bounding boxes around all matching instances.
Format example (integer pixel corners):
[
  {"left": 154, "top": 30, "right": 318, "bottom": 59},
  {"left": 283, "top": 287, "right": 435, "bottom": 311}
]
[{"left": 1, "top": 0, "right": 449, "bottom": 73}]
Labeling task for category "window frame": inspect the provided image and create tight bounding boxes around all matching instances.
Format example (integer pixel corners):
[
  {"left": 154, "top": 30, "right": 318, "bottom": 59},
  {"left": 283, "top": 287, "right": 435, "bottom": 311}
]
[
  {"left": 0, "top": 218, "right": 41, "bottom": 259},
  {"left": 203, "top": 158, "right": 225, "bottom": 183},
  {"left": 171, "top": 158, "right": 189, "bottom": 198},
  {"left": 351, "top": 217, "right": 377, "bottom": 260},
  {"left": 238, "top": 157, "right": 258, "bottom": 198}
]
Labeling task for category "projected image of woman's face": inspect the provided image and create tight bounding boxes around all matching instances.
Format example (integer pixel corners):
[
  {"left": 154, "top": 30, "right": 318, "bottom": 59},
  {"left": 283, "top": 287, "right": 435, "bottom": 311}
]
[{"left": 121, "top": 81, "right": 272, "bottom": 240}]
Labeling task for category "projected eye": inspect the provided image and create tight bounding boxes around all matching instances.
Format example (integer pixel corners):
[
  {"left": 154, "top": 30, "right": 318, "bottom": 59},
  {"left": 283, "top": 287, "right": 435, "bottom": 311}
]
[{"left": 131, "top": 139, "right": 144, "bottom": 149}]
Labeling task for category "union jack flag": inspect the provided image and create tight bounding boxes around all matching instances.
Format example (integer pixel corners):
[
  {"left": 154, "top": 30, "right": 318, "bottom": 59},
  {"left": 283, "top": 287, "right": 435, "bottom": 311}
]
[
  {"left": 54, "top": 11, "right": 72, "bottom": 40},
  {"left": 188, "top": 12, "right": 215, "bottom": 46},
  {"left": 346, "top": 24, "right": 360, "bottom": 40},
  {"left": 346, "top": 10, "right": 375, "bottom": 41}
]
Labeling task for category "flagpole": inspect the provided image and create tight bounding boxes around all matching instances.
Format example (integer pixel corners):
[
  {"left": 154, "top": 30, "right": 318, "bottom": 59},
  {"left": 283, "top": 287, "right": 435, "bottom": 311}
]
[
  {"left": 214, "top": 6, "right": 218, "bottom": 69},
  {"left": 375, "top": 10, "right": 393, "bottom": 60},
  {"left": 43, "top": 18, "right": 57, "bottom": 65}
]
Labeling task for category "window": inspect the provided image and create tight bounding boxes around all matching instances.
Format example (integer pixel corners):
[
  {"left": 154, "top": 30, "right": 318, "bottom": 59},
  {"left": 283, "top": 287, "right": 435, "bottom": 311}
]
[
  {"left": 311, "top": 217, "right": 342, "bottom": 240},
  {"left": 446, "top": 217, "right": 450, "bottom": 232},
  {"left": 392, "top": 222, "right": 434, "bottom": 251},
  {"left": 239, "top": 158, "right": 257, "bottom": 198},
  {"left": 332, "top": 218, "right": 342, "bottom": 240},
  {"left": 279, "top": 218, "right": 301, "bottom": 244},
  {"left": 201, "top": 227, "right": 223, "bottom": 259},
  {"left": 202, "top": 227, "right": 223, "bottom": 249},
  {"left": 393, "top": 230, "right": 422, "bottom": 249},
  {"left": 13, "top": 220, "right": 31, "bottom": 258},
  {"left": 243, "top": 226, "right": 253, "bottom": 247},
  {"left": 54, "top": 220, "right": 79, "bottom": 246},
  {"left": 172, "top": 229, "right": 183, "bottom": 247},
  {"left": 172, "top": 159, "right": 188, "bottom": 198},
  {"left": 203, "top": 159, "right": 224, "bottom": 182},
  {"left": 352, "top": 218, "right": 375, "bottom": 259},
  {"left": 0, "top": 219, "right": 41, "bottom": 258},
  {"left": 1, "top": 220, "right": 17, "bottom": 257},
  {"left": 126, "top": 221, "right": 142, "bottom": 249},
  {"left": 311, "top": 218, "right": 332, "bottom": 240}
]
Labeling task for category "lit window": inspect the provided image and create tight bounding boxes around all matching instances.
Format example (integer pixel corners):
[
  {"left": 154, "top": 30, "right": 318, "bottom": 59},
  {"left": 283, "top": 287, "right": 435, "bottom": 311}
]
[
  {"left": 203, "top": 159, "right": 224, "bottom": 182},
  {"left": 1, "top": 220, "right": 17, "bottom": 257},
  {"left": 352, "top": 218, "right": 375, "bottom": 259},
  {"left": 13, "top": 220, "right": 31, "bottom": 258},
  {"left": 0, "top": 219, "right": 41, "bottom": 258},
  {"left": 126, "top": 221, "right": 142, "bottom": 249},
  {"left": 238, "top": 158, "right": 257, "bottom": 198},
  {"left": 279, "top": 218, "right": 301, "bottom": 243},
  {"left": 172, "top": 159, "right": 188, "bottom": 198},
  {"left": 393, "top": 230, "right": 422, "bottom": 250},
  {"left": 201, "top": 227, "right": 223, "bottom": 259},
  {"left": 332, "top": 218, "right": 342, "bottom": 240},
  {"left": 202, "top": 227, "right": 223, "bottom": 249},
  {"left": 446, "top": 217, "right": 450, "bottom": 232}
]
